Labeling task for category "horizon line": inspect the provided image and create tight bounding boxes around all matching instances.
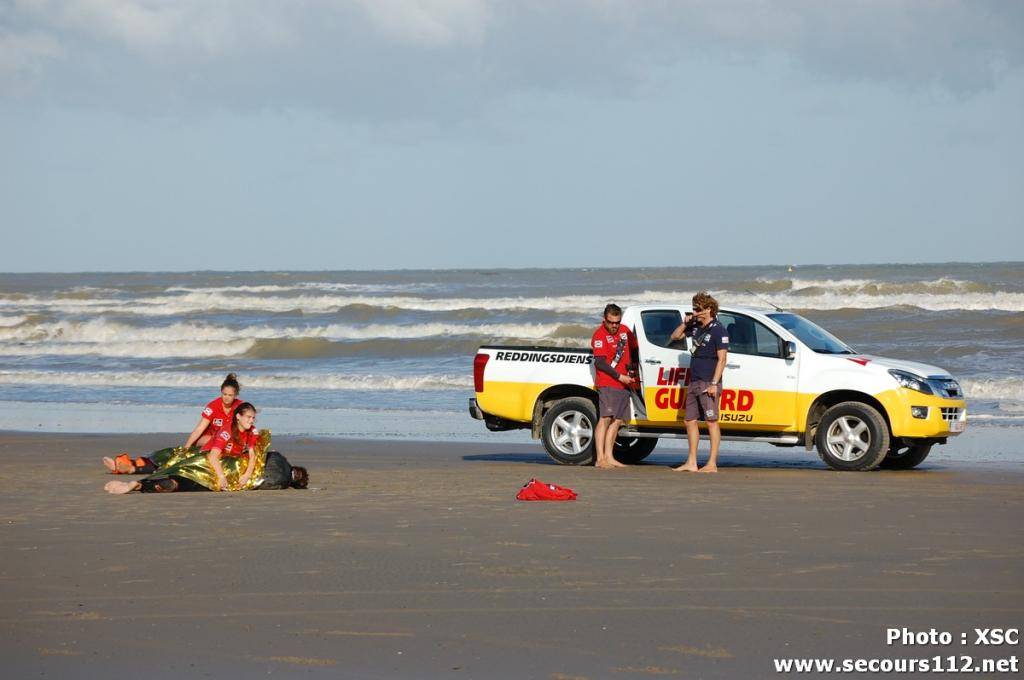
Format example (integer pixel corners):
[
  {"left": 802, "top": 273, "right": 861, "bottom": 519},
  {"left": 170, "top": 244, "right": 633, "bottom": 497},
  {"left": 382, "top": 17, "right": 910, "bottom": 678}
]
[{"left": 1, "top": 259, "right": 1020, "bottom": 276}]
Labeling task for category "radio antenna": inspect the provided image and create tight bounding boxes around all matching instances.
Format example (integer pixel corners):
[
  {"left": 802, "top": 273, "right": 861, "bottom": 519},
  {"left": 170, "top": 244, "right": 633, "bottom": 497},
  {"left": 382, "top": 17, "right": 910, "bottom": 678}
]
[{"left": 745, "top": 289, "right": 785, "bottom": 312}]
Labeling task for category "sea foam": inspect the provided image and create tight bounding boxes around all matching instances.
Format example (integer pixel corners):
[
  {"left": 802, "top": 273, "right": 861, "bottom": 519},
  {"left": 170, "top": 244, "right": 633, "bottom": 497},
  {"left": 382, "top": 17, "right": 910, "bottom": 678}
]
[
  {"left": 3, "top": 283, "right": 1023, "bottom": 316},
  {"left": 0, "top": 370, "right": 471, "bottom": 391}
]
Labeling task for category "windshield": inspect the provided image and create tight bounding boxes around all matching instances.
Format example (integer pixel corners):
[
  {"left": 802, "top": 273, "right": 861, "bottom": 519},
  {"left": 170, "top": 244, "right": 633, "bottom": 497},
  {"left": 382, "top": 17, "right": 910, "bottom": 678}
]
[{"left": 767, "top": 313, "right": 855, "bottom": 354}]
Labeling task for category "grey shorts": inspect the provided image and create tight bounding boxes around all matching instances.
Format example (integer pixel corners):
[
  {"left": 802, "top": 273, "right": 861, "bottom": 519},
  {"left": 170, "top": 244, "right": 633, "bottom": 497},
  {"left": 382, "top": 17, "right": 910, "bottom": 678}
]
[
  {"left": 598, "top": 387, "right": 630, "bottom": 421},
  {"left": 685, "top": 379, "right": 722, "bottom": 422}
]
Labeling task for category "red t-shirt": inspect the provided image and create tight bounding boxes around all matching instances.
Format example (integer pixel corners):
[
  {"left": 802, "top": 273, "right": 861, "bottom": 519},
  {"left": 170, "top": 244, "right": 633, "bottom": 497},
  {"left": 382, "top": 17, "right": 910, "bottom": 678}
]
[
  {"left": 201, "top": 398, "right": 241, "bottom": 440},
  {"left": 591, "top": 324, "right": 636, "bottom": 390},
  {"left": 202, "top": 426, "right": 259, "bottom": 457}
]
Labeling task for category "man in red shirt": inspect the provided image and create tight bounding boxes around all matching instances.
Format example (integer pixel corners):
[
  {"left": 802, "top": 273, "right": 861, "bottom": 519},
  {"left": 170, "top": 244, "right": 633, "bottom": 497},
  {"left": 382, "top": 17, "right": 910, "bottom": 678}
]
[{"left": 591, "top": 303, "right": 638, "bottom": 468}]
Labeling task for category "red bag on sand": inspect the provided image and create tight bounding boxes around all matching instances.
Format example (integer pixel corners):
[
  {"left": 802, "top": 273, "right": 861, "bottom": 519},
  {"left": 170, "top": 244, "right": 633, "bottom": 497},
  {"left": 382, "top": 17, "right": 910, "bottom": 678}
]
[{"left": 516, "top": 478, "right": 577, "bottom": 501}]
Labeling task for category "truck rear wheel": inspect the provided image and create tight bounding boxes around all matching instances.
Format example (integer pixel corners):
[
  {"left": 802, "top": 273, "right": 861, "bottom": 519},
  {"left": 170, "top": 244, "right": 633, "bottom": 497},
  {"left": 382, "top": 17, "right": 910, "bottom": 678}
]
[
  {"left": 541, "top": 397, "right": 597, "bottom": 465},
  {"left": 814, "top": 401, "right": 890, "bottom": 471},
  {"left": 880, "top": 441, "right": 933, "bottom": 470},
  {"left": 614, "top": 437, "right": 658, "bottom": 464}
]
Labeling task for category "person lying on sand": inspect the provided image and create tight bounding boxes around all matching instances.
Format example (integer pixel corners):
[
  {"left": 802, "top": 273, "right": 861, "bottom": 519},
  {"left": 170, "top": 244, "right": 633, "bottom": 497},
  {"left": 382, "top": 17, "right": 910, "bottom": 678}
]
[
  {"left": 102, "top": 373, "right": 244, "bottom": 474},
  {"left": 105, "top": 402, "right": 301, "bottom": 494},
  {"left": 105, "top": 451, "right": 308, "bottom": 493}
]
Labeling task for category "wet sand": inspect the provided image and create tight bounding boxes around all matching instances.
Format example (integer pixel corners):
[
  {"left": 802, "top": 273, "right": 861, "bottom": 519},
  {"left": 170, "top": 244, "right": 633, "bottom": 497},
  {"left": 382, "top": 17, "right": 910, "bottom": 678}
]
[{"left": 2, "top": 432, "right": 1022, "bottom": 679}]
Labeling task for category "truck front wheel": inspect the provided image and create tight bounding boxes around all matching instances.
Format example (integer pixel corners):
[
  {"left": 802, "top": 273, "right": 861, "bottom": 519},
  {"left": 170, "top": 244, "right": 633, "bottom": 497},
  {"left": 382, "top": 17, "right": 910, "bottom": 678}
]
[
  {"left": 814, "top": 401, "right": 890, "bottom": 471},
  {"left": 880, "top": 441, "right": 933, "bottom": 470},
  {"left": 541, "top": 398, "right": 597, "bottom": 465}
]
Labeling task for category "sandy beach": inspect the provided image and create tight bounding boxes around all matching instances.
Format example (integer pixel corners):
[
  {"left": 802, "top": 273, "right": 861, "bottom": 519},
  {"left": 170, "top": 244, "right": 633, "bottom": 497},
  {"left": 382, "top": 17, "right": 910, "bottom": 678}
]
[{"left": 2, "top": 432, "right": 1022, "bottom": 678}]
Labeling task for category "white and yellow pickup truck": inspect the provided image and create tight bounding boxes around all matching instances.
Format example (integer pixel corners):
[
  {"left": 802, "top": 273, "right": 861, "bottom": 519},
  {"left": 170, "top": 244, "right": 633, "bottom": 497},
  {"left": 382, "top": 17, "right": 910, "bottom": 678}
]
[{"left": 469, "top": 305, "right": 967, "bottom": 471}]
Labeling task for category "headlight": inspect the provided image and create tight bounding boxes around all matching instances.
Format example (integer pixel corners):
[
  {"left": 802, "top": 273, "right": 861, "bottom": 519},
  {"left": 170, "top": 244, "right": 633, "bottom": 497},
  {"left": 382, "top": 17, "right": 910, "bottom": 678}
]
[{"left": 889, "top": 369, "right": 933, "bottom": 395}]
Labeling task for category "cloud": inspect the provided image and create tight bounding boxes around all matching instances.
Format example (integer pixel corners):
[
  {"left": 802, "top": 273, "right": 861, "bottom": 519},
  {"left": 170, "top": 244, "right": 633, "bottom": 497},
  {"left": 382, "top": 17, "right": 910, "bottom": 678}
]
[
  {"left": 353, "top": 0, "right": 491, "bottom": 47},
  {"left": 1, "top": 1, "right": 1021, "bottom": 117},
  {"left": 0, "top": 30, "right": 62, "bottom": 92}
]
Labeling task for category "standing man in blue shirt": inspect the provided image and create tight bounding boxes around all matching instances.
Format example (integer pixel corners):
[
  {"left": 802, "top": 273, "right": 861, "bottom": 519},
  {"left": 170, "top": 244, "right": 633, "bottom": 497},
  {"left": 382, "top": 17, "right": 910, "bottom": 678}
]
[{"left": 668, "top": 292, "right": 729, "bottom": 473}]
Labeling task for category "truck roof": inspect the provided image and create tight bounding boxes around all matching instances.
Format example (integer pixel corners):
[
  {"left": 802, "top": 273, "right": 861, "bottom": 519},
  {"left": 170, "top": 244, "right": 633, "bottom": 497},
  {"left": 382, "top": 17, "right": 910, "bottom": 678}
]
[{"left": 627, "top": 303, "right": 779, "bottom": 316}]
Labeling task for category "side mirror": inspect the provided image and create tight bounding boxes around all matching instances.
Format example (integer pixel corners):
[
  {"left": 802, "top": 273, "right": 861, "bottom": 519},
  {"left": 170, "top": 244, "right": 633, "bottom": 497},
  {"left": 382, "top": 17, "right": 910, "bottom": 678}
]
[{"left": 783, "top": 341, "right": 797, "bottom": 360}]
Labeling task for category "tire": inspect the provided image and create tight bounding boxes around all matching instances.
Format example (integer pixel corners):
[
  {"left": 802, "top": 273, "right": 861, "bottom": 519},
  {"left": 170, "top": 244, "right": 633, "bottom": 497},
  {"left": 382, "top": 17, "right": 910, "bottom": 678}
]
[
  {"left": 613, "top": 437, "right": 658, "bottom": 464},
  {"left": 814, "top": 401, "right": 890, "bottom": 471},
  {"left": 541, "top": 397, "right": 598, "bottom": 465},
  {"left": 880, "top": 441, "right": 933, "bottom": 470}
]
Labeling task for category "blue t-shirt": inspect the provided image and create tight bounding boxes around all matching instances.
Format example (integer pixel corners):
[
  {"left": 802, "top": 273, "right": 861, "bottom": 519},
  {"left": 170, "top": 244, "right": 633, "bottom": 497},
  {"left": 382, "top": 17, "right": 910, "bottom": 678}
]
[{"left": 688, "top": 318, "right": 729, "bottom": 382}]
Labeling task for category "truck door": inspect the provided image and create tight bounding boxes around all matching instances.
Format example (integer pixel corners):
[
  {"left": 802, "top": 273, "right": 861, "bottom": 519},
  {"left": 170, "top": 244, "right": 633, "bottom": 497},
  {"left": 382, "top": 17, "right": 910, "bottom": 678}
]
[
  {"left": 715, "top": 312, "right": 798, "bottom": 432},
  {"left": 635, "top": 309, "right": 690, "bottom": 424}
]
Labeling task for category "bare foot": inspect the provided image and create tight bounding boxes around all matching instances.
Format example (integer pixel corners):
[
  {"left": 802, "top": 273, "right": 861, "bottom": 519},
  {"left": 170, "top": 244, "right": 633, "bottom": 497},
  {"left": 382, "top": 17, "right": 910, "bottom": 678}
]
[
  {"left": 608, "top": 459, "right": 628, "bottom": 468},
  {"left": 104, "top": 480, "right": 139, "bottom": 494},
  {"left": 697, "top": 464, "right": 718, "bottom": 473},
  {"left": 104, "top": 454, "right": 134, "bottom": 474},
  {"left": 670, "top": 463, "right": 698, "bottom": 472}
]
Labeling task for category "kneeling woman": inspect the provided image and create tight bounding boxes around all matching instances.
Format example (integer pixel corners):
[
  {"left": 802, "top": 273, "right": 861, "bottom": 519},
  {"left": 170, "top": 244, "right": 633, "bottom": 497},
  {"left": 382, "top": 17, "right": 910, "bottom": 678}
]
[
  {"left": 102, "top": 373, "right": 243, "bottom": 474},
  {"left": 105, "top": 402, "right": 267, "bottom": 494}
]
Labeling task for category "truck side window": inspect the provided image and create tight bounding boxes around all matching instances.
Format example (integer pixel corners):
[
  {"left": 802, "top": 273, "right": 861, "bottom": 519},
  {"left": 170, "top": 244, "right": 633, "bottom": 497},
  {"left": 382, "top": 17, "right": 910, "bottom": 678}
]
[
  {"left": 640, "top": 310, "right": 686, "bottom": 350},
  {"left": 717, "top": 312, "right": 783, "bottom": 358}
]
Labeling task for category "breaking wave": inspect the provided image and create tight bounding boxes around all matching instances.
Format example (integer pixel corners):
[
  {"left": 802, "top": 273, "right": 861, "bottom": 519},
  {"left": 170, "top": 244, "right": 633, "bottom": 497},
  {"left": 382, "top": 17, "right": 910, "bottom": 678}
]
[
  {"left": 745, "top": 277, "right": 995, "bottom": 296},
  {"left": 0, "top": 370, "right": 471, "bottom": 391},
  {"left": 3, "top": 283, "right": 1023, "bottom": 315},
  {"left": 163, "top": 282, "right": 435, "bottom": 294},
  {"left": 0, "top": 318, "right": 591, "bottom": 358},
  {"left": 959, "top": 377, "right": 1024, "bottom": 402},
  {"left": 0, "top": 318, "right": 579, "bottom": 343}
]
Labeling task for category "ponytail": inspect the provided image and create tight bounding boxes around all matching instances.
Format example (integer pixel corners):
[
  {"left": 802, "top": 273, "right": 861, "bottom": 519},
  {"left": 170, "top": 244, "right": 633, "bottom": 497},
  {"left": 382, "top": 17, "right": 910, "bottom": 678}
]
[{"left": 221, "top": 373, "right": 241, "bottom": 393}]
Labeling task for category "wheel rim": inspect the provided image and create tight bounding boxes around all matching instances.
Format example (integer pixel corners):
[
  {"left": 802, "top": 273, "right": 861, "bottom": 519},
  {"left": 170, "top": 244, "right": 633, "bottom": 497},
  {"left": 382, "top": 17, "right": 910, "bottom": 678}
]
[
  {"left": 550, "top": 410, "right": 594, "bottom": 456},
  {"left": 825, "top": 415, "right": 871, "bottom": 462}
]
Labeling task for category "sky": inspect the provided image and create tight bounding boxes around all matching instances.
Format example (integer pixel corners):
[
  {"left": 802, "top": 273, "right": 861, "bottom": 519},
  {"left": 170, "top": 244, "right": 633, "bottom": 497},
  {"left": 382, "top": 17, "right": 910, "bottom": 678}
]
[{"left": 1, "top": 0, "right": 1022, "bottom": 272}]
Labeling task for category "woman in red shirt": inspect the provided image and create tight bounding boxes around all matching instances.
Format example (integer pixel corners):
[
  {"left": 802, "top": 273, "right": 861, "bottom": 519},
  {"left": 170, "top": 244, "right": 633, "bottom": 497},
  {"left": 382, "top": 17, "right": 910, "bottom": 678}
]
[
  {"left": 203, "top": 402, "right": 260, "bottom": 490},
  {"left": 185, "top": 372, "right": 244, "bottom": 450},
  {"left": 104, "top": 402, "right": 265, "bottom": 494},
  {"left": 102, "top": 373, "right": 243, "bottom": 474}
]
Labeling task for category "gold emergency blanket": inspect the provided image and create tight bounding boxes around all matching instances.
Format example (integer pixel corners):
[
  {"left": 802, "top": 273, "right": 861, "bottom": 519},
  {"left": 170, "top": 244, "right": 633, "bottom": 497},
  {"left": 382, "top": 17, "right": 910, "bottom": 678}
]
[
  {"left": 144, "top": 429, "right": 271, "bottom": 491},
  {"left": 147, "top": 445, "right": 196, "bottom": 469}
]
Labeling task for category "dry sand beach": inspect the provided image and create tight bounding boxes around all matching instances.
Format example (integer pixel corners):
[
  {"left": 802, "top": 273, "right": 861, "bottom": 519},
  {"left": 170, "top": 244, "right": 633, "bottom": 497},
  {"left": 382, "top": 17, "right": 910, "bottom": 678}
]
[{"left": 2, "top": 433, "right": 1022, "bottom": 679}]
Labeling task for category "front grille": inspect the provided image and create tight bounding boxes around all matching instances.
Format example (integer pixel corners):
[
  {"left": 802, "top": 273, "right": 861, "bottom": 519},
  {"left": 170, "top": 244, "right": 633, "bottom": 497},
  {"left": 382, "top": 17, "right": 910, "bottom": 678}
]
[
  {"left": 928, "top": 377, "right": 963, "bottom": 398},
  {"left": 941, "top": 407, "right": 963, "bottom": 422}
]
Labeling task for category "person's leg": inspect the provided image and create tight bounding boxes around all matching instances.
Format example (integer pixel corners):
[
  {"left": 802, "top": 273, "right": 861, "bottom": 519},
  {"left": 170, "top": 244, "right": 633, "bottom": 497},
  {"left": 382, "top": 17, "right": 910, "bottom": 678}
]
[
  {"left": 601, "top": 418, "right": 628, "bottom": 468},
  {"left": 102, "top": 447, "right": 176, "bottom": 474},
  {"left": 700, "top": 421, "right": 721, "bottom": 473},
  {"left": 698, "top": 382, "right": 722, "bottom": 473},
  {"left": 130, "top": 458, "right": 157, "bottom": 474},
  {"left": 671, "top": 419, "right": 701, "bottom": 471},
  {"left": 672, "top": 381, "right": 704, "bottom": 471},
  {"left": 599, "top": 390, "right": 630, "bottom": 468},
  {"left": 594, "top": 416, "right": 611, "bottom": 466},
  {"left": 138, "top": 478, "right": 180, "bottom": 493}
]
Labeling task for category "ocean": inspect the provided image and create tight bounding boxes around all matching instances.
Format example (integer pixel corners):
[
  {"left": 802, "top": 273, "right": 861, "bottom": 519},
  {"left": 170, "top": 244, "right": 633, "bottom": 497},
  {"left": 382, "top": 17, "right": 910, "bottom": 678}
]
[{"left": 1, "top": 263, "right": 1022, "bottom": 462}]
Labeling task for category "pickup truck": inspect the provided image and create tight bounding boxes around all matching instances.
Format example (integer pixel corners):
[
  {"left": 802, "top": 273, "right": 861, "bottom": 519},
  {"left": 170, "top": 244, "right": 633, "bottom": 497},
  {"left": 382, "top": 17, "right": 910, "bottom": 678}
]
[{"left": 469, "top": 304, "right": 967, "bottom": 471}]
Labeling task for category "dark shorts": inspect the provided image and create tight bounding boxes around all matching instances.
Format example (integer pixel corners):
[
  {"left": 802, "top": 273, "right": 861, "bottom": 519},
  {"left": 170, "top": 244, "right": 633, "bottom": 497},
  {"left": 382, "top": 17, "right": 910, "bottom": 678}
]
[
  {"left": 598, "top": 387, "right": 630, "bottom": 421},
  {"left": 685, "top": 379, "right": 722, "bottom": 422}
]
